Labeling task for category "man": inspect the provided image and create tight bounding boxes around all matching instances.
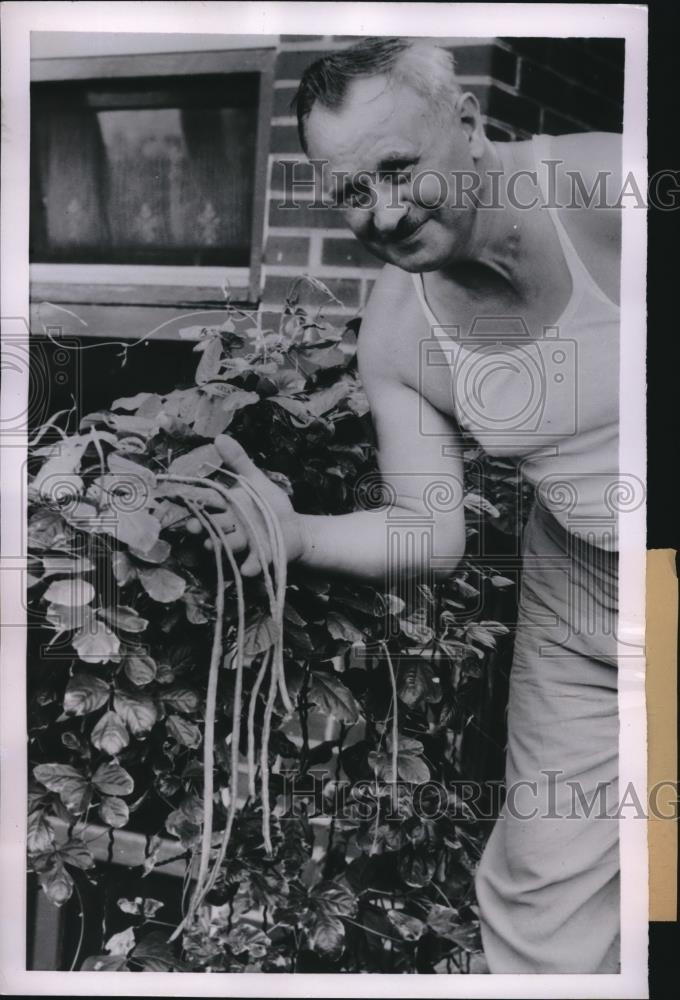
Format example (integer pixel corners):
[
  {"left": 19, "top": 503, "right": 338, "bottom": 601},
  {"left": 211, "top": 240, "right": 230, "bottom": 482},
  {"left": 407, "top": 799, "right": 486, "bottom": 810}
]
[{"left": 201, "top": 38, "right": 622, "bottom": 973}]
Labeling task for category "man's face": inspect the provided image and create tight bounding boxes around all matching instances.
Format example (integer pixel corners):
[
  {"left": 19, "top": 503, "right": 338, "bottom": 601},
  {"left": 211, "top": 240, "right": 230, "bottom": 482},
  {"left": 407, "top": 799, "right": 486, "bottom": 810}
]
[{"left": 305, "top": 75, "right": 482, "bottom": 272}]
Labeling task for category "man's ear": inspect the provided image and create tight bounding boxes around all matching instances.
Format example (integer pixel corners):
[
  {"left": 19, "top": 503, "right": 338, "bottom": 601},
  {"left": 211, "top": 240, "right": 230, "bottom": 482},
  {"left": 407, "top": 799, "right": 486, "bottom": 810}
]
[{"left": 457, "top": 91, "right": 486, "bottom": 159}]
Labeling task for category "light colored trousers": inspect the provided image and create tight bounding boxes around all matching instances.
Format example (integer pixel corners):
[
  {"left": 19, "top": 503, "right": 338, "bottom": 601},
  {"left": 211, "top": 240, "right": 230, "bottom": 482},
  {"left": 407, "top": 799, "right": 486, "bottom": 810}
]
[{"left": 475, "top": 503, "right": 620, "bottom": 973}]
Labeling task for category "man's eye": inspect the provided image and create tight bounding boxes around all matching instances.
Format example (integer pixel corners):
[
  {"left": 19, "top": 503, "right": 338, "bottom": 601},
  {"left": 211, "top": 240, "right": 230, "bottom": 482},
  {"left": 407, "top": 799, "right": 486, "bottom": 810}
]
[{"left": 382, "top": 167, "right": 413, "bottom": 185}]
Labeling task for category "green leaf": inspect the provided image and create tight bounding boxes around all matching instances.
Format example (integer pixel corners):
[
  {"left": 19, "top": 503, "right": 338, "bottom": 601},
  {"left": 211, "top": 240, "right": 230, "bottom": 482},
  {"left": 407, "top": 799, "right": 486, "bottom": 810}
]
[
  {"left": 118, "top": 897, "right": 164, "bottom": 918},
  {"left": 31, "top": 437, "right": 89, "bottom": 498},
  {"left": 243, "top": 614, "right": 278, "bottom": 656},
  {"left": 105, "top": 926, "right": 136, "bottom": 956},
  {"left": 127, "top": 539, "right": 171, "bottom": 565},
  {"left": 308, "top": 672, "right": 361, "bottom": 725},
  {"left": 398, "top": 848, "right": 436, "bottom": 888},
  {"left": 165, "top": 714, "right": 202, "bottom": 749},
  {"left": 98, "top": 606, "right": 149, "bottom": 633},
  {"left": 131, "top": 930, "right": 183, "bottom": 971},
  {"left": 168, "top": 443, "right": 222, "bottom": 478},
  {"left": 26, "top": 509, "right": 68, "bottom": 550},
  {"left": 165, "top": 808, "right": 201, "bottom": 849},
  {"left": 107, "top": 452, "right": 157, "bottom": 488},
  {"left": 63, "top": 673, "right": 110, "bottom": 716},
  {"left": 464, "top": 625, "right": 497, "bottom": 650},
  {"left": 111, "top": 391, "right": 154, "bottom": 412},
  {"left": 123, "top": 653, "right": 157, "bottom": 687},
  {"left": 398, "top": 661, "right": 441, "bottom": 709},
  {"left": 80, "top": 954, "right": 129, "bottom": 971},
  {"left": 58, "top": 838, "right": 95, "bottom": 870},
  {"left": 27, "top": 810, "right": 55, "bottom": 854},
  {"left": 37, "top": 860, "right": 74, "bottom": 906},
  {"left": 72, "top": 620, "right": 121, "bottom": 664},
  {"left": 386, "top": 909, "right": 425, "bottom": 941},
  {"left": 113, "top": 690, "right": 158, "bottom": 736},
  {"left": 326, "top": 612, "right": 364, "bottom": 643},
  {"left": 192, "top": 393, "right": 236, "bottom": 438},
  {"left": 305, "top": 915, "right": 345, "bottom": 958},
  {"left": 464, "top": 492, "right": 500, "bottom": 518},
  {"left": 99, "top": 795, "right": 130, "bottom": 828},
  {"left": 104, "top": 510, "right": 162, "bottom": 554},
  {"left": 40, "top": 555, "right": 94, "bottom": 578},
  {"left": 33, "top": 763, "right": 91, "bottom": 814},
  {"left": 91, "top": 711, "right": 129, "bottom": 756},
  {"left": 161, "top": 687, "right": 200, "bottom": 713},
  {"left": 43, "top": 578, "right": 95, "bottom": 608},
  {"left": 426, "top": 903, "right": 460, "bottom": 939},
  {"left": 394, "top": 754, "right": 430, "bottom": 785},
  {"left": 92, "top": 761, "right": 134, "bottom": 797},
  {"left": 45, "top": 603, "right": 92, "bottom": 637},
  {"left": 111, "top": 551, "right": 136, "bottom": 586},
  {"left": 226, "top": 924, "right": 270, "bottom": 959},
  {"left": 311, "top": 880, "right": 358, "bottom": 918},
  {"left": 138, "top": 567, "right": 186, "bottom": 603},
  {"left": 444, "top": 922, "right": 482, "bottom": 953},
  {"left": 271, "top": 396, "right": 314, "bottom": 426}
]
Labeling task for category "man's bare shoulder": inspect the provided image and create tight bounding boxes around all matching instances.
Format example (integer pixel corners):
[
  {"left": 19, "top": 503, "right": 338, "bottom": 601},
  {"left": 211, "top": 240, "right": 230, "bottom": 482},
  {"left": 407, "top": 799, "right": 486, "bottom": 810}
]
[
  {"left": 544, "top": 132, "right": 622, "bottom": 268},
  {"left": 356, "top": 264, "right": 423, "bottom": 382},
  {"left": 548, "top": 131, "right": 622, "bottom": 207}
]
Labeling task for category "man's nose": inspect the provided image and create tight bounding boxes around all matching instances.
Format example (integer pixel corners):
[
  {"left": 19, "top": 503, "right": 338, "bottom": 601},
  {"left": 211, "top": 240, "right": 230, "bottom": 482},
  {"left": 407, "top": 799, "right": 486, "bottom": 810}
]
[{"left": 371, "top": 182, "right": 409, "bottom": 236}]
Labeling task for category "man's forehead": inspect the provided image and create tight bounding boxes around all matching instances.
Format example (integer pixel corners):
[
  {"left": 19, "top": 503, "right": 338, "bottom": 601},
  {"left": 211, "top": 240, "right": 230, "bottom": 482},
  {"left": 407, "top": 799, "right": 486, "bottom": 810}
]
[{"left": 305, "top": 76, "right": 433, "bottom": 163}]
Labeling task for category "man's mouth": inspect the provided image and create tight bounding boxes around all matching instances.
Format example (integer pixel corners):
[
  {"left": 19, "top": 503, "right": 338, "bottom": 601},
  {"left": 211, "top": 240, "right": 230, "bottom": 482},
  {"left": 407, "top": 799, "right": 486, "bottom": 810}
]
[{"left": 395, "top": 219, "right": 427, "bottom": 246}]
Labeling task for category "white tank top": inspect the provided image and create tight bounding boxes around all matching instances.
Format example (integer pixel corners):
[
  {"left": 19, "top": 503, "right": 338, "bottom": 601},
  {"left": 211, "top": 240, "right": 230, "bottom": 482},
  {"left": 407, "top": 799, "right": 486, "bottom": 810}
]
[{"left": 412, "top": 134, "right": 620, "bottom": 551}]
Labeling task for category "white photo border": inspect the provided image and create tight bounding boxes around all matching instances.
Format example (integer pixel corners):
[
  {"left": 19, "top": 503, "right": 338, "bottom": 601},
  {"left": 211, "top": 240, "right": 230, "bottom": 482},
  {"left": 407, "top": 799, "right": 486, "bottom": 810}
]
[{"left": 1, "top": 3, "right": 648, "bottom": 997}]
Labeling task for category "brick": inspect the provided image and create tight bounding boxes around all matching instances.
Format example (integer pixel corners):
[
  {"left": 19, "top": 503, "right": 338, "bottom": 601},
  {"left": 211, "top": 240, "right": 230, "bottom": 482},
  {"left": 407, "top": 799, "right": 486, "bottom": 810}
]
[
  {"left": 452, "top": 44, "right": 517, "bottom": 86},
  {"left": 466, "top": 83, "right": 542, "bottom": 134},
  {"left": 485, "top": 123, "right": 515, "bottom": 142},
  {"left": 321, "top": 237, "right": 382, "bottom": 268},
  {"left": 270, "top": 158, "right": 319, "bottom": 197},
  {"left": 520, "top": 61, "right": 622, "bottom": 131},
  {"left": 268, "top": 200, "right": 347, "bottom": 230},
  {"left": 263, "top": 275, "right": 361, "bottom": 309},
  {"left": 275, "top": 49, "right": 333, "bottom": 81},
  {"left": 270, "top": 124, "right": 303, "bottom": 154},
  {"left": 264, "top": 235, "right": 311, "bottom": 267},
  {"left": 274, "top": 85, "right": 300, "bottom": 118},
  {"left": 504, "top": 38, "right": 624, "bottom": 99}
]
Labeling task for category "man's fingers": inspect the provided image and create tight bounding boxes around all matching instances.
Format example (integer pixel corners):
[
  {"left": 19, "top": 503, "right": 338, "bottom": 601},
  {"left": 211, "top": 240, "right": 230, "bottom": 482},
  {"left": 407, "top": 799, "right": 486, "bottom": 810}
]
[
  {"left": 240, "top": 552, "right": 262, "bottom": 577},
  {"left": 204, "top": 524, "right": 248, "bottom": 554},
  {"left": 216, "top": 435, "right": 279, "bottom": 496},
  {"left": 215, "top": 435, "right": 258, "bottom": 476}
]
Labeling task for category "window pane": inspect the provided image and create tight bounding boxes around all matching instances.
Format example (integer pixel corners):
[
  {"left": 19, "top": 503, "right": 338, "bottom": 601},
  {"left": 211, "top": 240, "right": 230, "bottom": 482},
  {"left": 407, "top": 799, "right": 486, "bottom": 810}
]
[{"left": 30, "top": 74, "right": 259, "bottom": 266}]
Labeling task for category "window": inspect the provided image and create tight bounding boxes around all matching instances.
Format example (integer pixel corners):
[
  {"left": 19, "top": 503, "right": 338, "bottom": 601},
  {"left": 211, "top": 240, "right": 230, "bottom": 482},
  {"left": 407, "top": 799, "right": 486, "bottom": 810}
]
[{"left": 30, "top": 46, "right": 275, "bottom": 316}]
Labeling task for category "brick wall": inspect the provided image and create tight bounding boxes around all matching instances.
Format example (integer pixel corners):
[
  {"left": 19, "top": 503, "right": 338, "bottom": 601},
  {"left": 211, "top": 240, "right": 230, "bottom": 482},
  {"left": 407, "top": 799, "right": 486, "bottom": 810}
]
[{"left": 260, "top": 35, "right": 625, "bottom": 322}]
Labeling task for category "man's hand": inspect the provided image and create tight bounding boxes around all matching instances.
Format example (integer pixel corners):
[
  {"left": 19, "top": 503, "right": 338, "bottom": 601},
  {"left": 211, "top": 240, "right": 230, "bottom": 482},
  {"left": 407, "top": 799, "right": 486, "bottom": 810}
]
[{"left": 185, "top": 435, "right": 308, "bottom": 577}]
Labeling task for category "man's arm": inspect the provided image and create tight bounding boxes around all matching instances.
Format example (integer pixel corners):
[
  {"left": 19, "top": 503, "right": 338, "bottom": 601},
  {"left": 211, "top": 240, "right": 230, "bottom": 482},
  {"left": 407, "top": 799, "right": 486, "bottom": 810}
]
[
  {"left": 210, "top": 271, "right": 466, "bottom": 583},
  {"left": 296, "top": 274, "right": 466, "bottom": 583}
]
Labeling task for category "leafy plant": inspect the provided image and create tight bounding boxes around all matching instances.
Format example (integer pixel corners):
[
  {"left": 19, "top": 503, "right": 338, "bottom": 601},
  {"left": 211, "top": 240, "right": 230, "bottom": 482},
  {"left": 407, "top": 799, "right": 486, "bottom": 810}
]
[{"left": 26, "top": 280, "right": 526, "bottom": 973}]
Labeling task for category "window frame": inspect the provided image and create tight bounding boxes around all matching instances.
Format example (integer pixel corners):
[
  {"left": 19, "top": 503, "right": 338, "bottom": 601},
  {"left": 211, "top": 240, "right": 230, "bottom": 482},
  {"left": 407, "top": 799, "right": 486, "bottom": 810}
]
[{"left": 29, "top": 47, "right": 276, "bottom": 311}]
